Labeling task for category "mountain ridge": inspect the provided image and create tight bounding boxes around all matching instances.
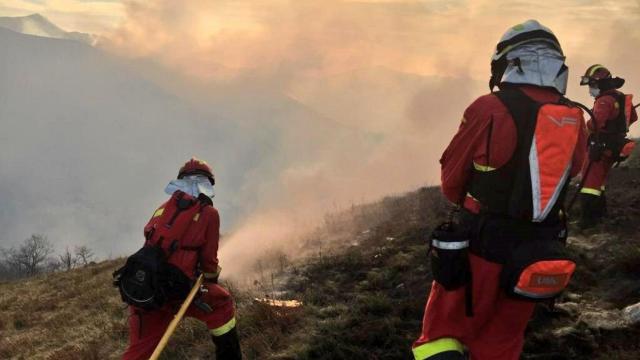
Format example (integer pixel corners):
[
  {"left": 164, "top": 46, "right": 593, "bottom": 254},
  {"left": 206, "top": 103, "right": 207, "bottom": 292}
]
[{"left": 0, "top": 13, "right": 97, "bottom": 45}]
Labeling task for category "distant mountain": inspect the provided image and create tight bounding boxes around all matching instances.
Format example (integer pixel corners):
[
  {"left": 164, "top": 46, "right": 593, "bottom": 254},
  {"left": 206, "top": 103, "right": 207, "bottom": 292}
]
[{"left": 0, "top": 13, "right": 97, "bottom": 45}]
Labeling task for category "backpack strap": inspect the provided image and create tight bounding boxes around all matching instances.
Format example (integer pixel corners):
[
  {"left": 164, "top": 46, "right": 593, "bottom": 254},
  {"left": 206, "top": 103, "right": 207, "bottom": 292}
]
[
  {"left": 167, "top": 191, "right": 194, "bottom": 227},
  {"left": 493, "top": 86, "right": 541, "bottom": 219},
  {"left": 168, "top": 196, "right": 210, "bottom": 255},
  {"left": 179, "top": 197, "right": 210, "bottom": 252}
]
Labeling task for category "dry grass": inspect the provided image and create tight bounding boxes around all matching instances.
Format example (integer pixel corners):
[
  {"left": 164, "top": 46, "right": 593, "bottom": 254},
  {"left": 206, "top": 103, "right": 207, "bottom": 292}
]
[
  {"left": 0, "top": 259, "right": 302, "bottom": 360},
  {"left": 0, "top": 260, "right": 128, "bottom": 360}
]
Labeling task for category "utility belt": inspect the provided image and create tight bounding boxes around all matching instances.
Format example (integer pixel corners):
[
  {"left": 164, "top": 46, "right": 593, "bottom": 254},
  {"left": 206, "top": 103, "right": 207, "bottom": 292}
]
[{"left": 429, "top": 210, "right": 575, "bottom": 305}]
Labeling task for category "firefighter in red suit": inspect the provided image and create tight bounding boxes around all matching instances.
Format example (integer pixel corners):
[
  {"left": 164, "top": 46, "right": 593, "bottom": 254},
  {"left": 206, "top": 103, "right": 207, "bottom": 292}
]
[
  {"left": 122, "top": 158, "right": 242, "bottom": 360},
  {"left": 578, "top": 65, "right": 637, "bottom": 227},
  {"left": 412, "top": 20, "right": 587, "bottom": 360}
]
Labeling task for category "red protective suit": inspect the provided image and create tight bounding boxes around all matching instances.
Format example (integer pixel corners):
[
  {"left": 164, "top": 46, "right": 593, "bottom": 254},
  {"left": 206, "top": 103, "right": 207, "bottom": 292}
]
[
  {"left": 578, "top": 89, "right": 637, "bottom": 227},
  {"left": 412, "top": 85, "right": 587, "bottom": 360},
  {"left": 581, "top": 89, "right": 638, "bottom": 194},
  {"left": 122, "top": 200, "right": 237, "bottom": 360}
]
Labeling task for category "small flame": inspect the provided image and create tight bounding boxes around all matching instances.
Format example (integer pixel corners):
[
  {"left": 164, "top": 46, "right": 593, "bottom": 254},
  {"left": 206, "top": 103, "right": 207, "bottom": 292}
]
[{"left": 254, "top": 298, "right": 303, "bottom": 308}]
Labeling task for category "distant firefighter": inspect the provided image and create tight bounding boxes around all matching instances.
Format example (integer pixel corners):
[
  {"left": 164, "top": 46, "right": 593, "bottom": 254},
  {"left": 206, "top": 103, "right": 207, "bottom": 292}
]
[
  {"left": 412, "top": 20, "right": 587, "bottom": 360},
  {"left": 578, "top": 65, "right": 637, "bottom": 228},
  {"left": 114, "top": 158, "right": 242, "bottom": 360}
]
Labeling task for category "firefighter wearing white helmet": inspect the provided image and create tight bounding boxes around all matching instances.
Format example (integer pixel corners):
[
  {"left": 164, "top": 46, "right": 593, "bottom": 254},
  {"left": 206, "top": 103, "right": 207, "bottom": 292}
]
[
  {"left": 490, "top": 20, "right": 568, "bottom": 94},
  {"left": 412, "top": 20, "right": 587, "bottom": 360}
]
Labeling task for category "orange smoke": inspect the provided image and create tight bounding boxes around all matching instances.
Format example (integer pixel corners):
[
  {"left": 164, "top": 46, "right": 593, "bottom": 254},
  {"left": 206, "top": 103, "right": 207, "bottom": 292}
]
[{"left": 100, "top": 0, "right": 640, "bottom": 279}]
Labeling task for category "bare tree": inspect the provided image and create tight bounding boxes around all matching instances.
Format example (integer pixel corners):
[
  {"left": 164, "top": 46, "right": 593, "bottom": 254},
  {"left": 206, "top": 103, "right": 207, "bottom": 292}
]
[
  {"left": 5, "top": 234, "right": 55, "bottom": 276},
  {"left": 0, "top": 249, "right": 13, "bottom": 280},
  {"left": 45, "top": 257, "right": 62, "bottom": 273},
  {"left": 74, "top": 245, "right": 95, "bottom": 266},
  {"left": 59, "top": 247, "right": 77, "bottom": 271}
]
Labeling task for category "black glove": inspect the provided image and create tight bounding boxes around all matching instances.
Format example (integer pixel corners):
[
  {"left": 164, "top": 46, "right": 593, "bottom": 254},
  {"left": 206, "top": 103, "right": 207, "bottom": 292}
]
[{"left": 588, "top": 139, "right": 605, "bottom": 161}]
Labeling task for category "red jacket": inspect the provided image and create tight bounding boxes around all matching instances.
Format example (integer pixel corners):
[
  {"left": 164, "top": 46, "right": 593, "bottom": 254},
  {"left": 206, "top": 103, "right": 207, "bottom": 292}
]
[
  {"left": 441, "top": 85, "right": 587, "bottom": 212},
  {"left": 144, "top": 200, "right": 221, "bottom": 281},
  {"left": 589, "top": 89, "right": 637, "bottom": 133}
]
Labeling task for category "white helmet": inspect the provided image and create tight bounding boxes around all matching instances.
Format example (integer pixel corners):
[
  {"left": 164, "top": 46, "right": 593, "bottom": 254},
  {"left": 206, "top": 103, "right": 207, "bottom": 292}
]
[{"left": 490, "top": 20, "right": 568, "bottom": 94}]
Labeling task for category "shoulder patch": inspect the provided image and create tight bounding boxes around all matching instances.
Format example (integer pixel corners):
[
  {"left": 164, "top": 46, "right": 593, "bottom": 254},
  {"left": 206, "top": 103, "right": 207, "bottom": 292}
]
[{"left": 153, "top": 207, "right": 164, "bottom": 218}]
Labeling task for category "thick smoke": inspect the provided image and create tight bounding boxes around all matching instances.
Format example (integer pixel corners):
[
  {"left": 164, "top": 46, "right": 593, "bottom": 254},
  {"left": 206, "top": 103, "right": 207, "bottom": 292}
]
[
  {"left": 102, "top": 0, "right": 640, "bottom": 278},
  {"left": 2, "top": 0, "right": 640, "bottom": 279}
]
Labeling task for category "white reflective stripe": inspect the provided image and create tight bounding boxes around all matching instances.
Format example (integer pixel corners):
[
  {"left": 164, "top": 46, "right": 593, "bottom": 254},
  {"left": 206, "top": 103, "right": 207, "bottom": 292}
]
[
  {"left": 529, "top": 137, "right": 542, "bottom": 220},
  {"left": 539, "top": 162, "right": 571, "bottom": 222},
  {"left": 432, "top": 239, "right": 469, "bottom": 250},
  {"left": 529, "top": 137, "right": 572, "bottom": 223},
  {"left": 513, "top": 287, "right": 561, "bottom": 299}
]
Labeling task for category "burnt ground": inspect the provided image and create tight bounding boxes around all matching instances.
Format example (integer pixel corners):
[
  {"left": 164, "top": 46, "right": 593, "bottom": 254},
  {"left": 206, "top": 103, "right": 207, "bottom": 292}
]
[{"left": 272, "top": 166, "right": 640, "bottom": 359}]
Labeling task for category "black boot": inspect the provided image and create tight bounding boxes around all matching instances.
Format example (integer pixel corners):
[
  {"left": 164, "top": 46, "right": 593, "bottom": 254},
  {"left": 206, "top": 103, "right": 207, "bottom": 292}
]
[
  {"left": 211, "top": 327, "right": 242, "bottom": 360},
  {"left": 600, "top": 192, "right": 608, "bottom": 218},
  {"left": 579, "top": 193, "right": 602, "bottom": 229},
  {"left": 425, "top": 350, "right": 467, "bottom": 360}
]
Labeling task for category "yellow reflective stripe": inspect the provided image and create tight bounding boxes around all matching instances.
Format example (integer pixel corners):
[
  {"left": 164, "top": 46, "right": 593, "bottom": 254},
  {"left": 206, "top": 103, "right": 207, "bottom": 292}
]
[
  {"left": 412, "top": 338, "right": 464, "bottom": 360},
  {"left": 588, "top": 64, "right": 605, "bottom": 76},
  {"left": 473, "top": 162, "right": 496, "bottom": 172},
  {"left": 580, "top": 187, "right": 602, "bottom": 196},
  {"left": 495, "top": 44, "right": 514, "bottom": 58},
  {"left": 152, "top": 207, "right": 164, "bottom": 218},
  {"left": 210, "top": 317, "right": 236, "bottom": 337}
]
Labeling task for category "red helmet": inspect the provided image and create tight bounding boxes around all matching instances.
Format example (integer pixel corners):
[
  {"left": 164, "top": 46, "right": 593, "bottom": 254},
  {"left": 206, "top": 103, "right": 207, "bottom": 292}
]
[
  {"left": 178, "top": 157, "right": 215, "bottom": 185},
  {"left": 580, "top": 64, "right": 611, "bottom": 86}
]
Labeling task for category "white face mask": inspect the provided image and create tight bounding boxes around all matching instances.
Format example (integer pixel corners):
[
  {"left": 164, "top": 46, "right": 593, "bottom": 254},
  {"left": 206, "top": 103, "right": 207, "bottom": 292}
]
[
  {"left": 164, "top": 175, "right": 215, "bottom": 198},
  {"left": 589, "top": 86, "right": 600, "bottom": 98}
]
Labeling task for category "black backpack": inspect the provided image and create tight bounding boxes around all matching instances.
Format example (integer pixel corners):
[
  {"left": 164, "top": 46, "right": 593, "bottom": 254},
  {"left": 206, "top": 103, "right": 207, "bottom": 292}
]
[
  {"left": 113, "top": 243, "right": 192, "bottom": 310},
  {"left": 113, "top": 191, "right": 203, "bottom": 309}
]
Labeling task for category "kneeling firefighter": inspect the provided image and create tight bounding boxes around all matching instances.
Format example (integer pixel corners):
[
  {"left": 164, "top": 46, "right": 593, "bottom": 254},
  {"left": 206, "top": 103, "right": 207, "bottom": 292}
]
[
  {"left": 412, "top": 20, "right": 587, "bottom": 360},
  {"left": 114, "top": 158, "right": 242, "bottom": 360},
  {"left": 577, "top": 65, "right": 637, "bottom": 227}
]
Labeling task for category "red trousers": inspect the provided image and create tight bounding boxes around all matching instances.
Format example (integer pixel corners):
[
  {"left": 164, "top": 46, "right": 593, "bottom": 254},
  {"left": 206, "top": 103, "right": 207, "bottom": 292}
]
[
  {"left": 581, "top": 156, "right": 615, "bottom": 196},
  {"left": 413, "top": 254, "right": 536, "bottom": 360},
  {"left": 122, "top": 283, "right": 236, "bottom": 360}
]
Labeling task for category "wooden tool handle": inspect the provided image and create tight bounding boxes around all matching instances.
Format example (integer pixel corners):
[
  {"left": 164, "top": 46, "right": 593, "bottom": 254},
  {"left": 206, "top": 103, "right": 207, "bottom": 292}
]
[{"left": 149, "top": 274, "right": 205, "bottom": 360}]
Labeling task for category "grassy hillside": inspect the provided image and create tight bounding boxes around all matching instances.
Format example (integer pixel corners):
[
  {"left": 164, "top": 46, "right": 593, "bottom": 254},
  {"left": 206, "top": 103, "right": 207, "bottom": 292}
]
[
  {"left": 0, "top": 260, "right": 300, "bottom": 359},
  {"left": 271, "top": 168, "right": 640, "bottom": 359},
  {"left": 1, "top": 167, "right": 639, "bottom": 359}
]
